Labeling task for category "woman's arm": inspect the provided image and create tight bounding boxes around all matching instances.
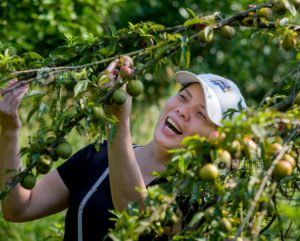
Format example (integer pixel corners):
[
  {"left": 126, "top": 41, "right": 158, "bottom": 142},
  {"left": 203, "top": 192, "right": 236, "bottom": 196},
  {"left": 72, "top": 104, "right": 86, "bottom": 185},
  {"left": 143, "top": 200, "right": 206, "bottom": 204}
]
[
  {"left": 0, "top": 80, "right": 69, "bottom": 222},
  {"left": 103, "top": 58, "right": 147, "bottom": 212}
]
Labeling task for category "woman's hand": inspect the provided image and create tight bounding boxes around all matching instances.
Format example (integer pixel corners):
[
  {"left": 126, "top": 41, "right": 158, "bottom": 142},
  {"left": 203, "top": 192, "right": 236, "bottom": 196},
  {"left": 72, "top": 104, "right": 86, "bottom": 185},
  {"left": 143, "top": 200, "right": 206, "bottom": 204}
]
[
  {"left": 100, "top": 57, "right": 133, "bottom": 125},
  {"left": 0, "top": 79, "right": 29, "bottom": 134}
]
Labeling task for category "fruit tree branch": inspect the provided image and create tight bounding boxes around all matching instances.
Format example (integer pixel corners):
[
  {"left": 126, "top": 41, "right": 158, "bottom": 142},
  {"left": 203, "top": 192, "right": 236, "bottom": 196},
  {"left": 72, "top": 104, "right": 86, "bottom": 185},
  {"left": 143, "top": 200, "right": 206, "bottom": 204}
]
[
  {"left": 292, "top": 62, "right": 300, "bottom": 109},
  {"left": 258, "top": 68, "right": 299, "bottom": 108},
  {"left": 234, "top": 127, "right": 299, "bottom": 240}
]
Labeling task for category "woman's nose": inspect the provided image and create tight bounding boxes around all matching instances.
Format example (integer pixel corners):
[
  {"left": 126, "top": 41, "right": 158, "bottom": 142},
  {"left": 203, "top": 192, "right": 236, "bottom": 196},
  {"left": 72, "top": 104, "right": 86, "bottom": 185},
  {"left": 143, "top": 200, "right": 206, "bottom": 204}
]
[{"left": 176, "top": 108, "right": 189, "bottom": 121}]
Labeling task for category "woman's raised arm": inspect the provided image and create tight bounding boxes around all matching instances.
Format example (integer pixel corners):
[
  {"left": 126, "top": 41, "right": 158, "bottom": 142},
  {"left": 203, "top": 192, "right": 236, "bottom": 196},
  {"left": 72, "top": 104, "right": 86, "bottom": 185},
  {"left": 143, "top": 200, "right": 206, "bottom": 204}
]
[
  {"left": 101, "top": 58, "right": 148, "bottom": 212},
  {"left": 0, "top": 79, "right": 69, "bottom": 222}
]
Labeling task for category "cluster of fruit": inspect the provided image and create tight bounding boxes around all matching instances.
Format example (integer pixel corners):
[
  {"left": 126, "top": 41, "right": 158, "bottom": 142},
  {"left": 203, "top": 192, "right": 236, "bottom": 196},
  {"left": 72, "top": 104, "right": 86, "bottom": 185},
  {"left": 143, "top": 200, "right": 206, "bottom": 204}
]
[
  {"left": 20, "top": 137, "right": 73, "bottom": 190},
  {"left": 195, "top": 128, "right": 297, "bottom": 184},
  {"left": 245, "top": 2, "right": 299, "bottom": 51},
  {"left": 99, "top": 56, "right": 144, "bottom": 106}
]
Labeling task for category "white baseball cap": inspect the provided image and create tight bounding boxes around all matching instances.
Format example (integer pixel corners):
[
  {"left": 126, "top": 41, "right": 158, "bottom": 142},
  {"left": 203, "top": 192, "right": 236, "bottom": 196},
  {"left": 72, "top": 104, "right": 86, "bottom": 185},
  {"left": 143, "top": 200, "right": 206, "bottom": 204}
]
[{"left": 174, "top": 71, "right": 246, "bottom": 127}]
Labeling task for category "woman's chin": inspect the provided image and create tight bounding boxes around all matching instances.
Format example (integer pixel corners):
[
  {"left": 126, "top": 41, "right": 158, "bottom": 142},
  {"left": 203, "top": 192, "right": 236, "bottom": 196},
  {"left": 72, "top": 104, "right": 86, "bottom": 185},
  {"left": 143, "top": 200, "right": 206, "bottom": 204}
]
[{"left": 154, "top": 129, "right": 183, "bottom": 150}]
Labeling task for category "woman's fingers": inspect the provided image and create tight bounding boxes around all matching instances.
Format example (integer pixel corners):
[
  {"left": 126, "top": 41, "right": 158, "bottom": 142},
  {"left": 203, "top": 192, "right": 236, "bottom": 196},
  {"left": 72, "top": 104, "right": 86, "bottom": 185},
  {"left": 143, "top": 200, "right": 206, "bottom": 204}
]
[
  {"left": 9, "top": 88, "right": 28, "bottom": 111},
  {"left": 105, "top": 59, "right": 119, "bottom": 73},
  {"left": 3, "top": 81, "right": 28, "bottom": 105},
  {"left": 0, "top": 79, "right": 18, "bottom": 94}
]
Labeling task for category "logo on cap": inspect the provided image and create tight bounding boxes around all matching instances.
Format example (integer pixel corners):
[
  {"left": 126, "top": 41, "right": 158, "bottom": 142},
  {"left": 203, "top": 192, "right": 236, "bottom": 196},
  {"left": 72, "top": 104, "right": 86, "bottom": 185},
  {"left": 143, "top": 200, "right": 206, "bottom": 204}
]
[{"left": 209, "top": 78, "right": 231, "bottom": 93}]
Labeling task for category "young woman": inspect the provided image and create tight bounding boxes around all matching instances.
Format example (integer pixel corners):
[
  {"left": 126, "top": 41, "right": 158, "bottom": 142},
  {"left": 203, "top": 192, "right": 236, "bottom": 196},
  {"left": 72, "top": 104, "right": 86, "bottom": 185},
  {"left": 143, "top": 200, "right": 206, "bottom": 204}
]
[{"left": 0, "top": 57, "right": 246, "bottom": 240}]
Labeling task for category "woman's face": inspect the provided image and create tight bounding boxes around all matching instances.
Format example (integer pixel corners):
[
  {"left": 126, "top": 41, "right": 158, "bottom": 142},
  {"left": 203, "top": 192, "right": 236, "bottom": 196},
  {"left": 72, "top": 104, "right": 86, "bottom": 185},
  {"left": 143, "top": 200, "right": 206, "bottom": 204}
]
[{"left": 154, "top": 83, "right": 217, "bottom": 150}]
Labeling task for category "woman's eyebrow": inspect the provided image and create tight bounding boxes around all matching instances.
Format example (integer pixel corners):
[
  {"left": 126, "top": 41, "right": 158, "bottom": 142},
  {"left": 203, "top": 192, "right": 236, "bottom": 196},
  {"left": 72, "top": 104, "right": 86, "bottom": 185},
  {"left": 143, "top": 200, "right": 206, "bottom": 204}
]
[
  {"left": 184, "top": 89, "right": 193, "bottom": 98},
  {"left": 185, "top": 89, "right": 206, "bottom": 110}
]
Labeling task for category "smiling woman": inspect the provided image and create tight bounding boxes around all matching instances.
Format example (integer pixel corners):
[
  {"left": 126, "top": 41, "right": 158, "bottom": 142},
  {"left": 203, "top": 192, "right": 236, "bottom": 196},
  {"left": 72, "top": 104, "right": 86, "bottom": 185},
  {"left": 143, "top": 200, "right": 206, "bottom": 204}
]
[{"left": 0, "top": 57, "right": 246, "bottom": 241}]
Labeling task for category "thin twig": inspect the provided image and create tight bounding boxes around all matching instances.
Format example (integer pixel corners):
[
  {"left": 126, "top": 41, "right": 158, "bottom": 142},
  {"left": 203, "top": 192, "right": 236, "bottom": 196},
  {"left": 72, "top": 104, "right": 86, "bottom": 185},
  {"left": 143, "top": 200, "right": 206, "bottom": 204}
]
[
  {"left": 234, "top": 127, "right": 299, "bottom": 240},
  {"left": 284, "top": 219, "right": 293, "bottom": 238},
  {"left": 260, "top": 215, "right": 277, "bottom": 234},
  {"left": 258, "top": 68, "right": 300, "bottom": 108}
]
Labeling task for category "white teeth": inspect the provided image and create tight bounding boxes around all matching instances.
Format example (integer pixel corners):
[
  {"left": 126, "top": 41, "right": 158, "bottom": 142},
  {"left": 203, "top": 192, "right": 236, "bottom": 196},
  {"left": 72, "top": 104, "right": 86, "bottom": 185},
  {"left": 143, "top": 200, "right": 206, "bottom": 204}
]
[
  {"left": 165, "top": 125, "right": 176, "bottom": 135},
  {"left": 167, "top": 117, "right": 182, "bottom": 134}
]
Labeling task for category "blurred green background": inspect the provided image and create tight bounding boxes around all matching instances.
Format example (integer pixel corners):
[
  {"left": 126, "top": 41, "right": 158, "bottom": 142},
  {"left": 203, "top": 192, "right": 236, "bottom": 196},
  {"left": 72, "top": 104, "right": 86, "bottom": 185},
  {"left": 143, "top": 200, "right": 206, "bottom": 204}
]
[{"left": 1, "top": 0, "right": 300, "bottom": 240}]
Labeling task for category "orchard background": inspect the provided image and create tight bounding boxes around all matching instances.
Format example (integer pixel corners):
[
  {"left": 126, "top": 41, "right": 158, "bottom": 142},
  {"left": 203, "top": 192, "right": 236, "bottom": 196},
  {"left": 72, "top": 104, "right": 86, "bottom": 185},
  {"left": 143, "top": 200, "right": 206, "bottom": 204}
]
[{"left": 1, "top": 0, "right": 300, "bottom": 240}]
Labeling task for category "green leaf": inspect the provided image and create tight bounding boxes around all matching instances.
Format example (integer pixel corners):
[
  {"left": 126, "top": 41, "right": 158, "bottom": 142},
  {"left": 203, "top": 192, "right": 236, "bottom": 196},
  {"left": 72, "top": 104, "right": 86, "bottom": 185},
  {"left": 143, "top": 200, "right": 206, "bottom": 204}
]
[
  {"left": 108, "top": 209, "right": 121, "bottom": 218},
  {"left": 175, "top": 48, "right": 183, "bottom": 66},
  {"left": 27, "top": 106, "right": 39, "bottom": 123},
  {"left": 251, "top": 123, "right": 266, "bottom": 140},
  {"left": 204, "top": 25, "right": 213, "bottom": 39},
  {"left": 189, "top": 212, "right": 204, "bottom": 227},
  {"left": 23, "top": 52, "right": 44, "bottom": 60},
  {"left": 160, "top": 56, "right": 167, "bottom": 64},
  {"left": 2, "top": 169, "right": 17, "bottom": 177},
  {"left": 92, "top": 56, "right": 97, "bottom": 70},
  {"left": 149, "top": 24, "right": 165, "bottom": 30},
  {"left": 38, "top": 103, "right": 49, "bottom": 118},
  {"left": 251, "top": 30, "right": 263, "bottom": 39},
  {"left": 109, "top": 25, "right": 117, "bottom": 36},
  {"left": 282, "top": 84, "right": 292, "bottom": 90},
  {"left": 74, "top": 79, "right": 88, "bottom": 98},
  {"left": 106, "top": 41, "right": 116, "bottom": 57},
  {"left": 186, "top": 8, "right": 196, "bottom": 18},
  {"left": 183, "top": 18, "right": 207, "bottom": 27},
  {"left": 22, "top": 90, "right": 46, "bottom": 101},
  {"left": 79, "top": 50, "right": 91, "bottom": 64}
]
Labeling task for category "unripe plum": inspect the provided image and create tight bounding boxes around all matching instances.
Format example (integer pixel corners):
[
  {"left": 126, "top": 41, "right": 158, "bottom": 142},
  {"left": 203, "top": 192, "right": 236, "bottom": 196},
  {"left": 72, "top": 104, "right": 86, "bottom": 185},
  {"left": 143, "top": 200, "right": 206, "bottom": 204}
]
[
  {"left": 272, "top": 143, "right": 283, "bottom": 152},
  {"left": 207, "top": 131, "right": 226, "bottom": 146},
  {"left": 292, "top": 0, "right": 300, "bottom": 9},
  {"left": 245, "top": 5, "right": 257, "bottom": 26},
  {"left": 198, "top": 163, "right": 219, "bottom": 182},
  {"left": 243, "top": 137, "right": 257, "bottom": 150},
  {"left": 126, "top": 80, "right": 144, "bottom": 97},
  {"left": 122, "top": 55, "right": 134, "bottom": 67},
  {"left": 283, "top": 153, "right": 296, "bottom": 168},
  {"left": 135, "top": 63, "right": 146, "bottom": 76},
  {"left": 273, "top": 160, "right": 293, "bottom": 180},
  {"left": 281, "top": 35, "right": 295, "bottom": 51},
  {"left": 257, "top": 7, "right": 273, "bottom": 20},
  {"left": 112, "top": 89, "right": 127, "bottom": 105},
  {"left": 198, "top": 29, "right": 213, "bottom": 43},
  {"left": 120, "top": 66, "right": 134, "bottom": 80},
  {"left": 273, "top": 0, "right": 288, "bottom": 15},
  {"left": 219, "top": 26, "right": 235, "bottom": 40}
]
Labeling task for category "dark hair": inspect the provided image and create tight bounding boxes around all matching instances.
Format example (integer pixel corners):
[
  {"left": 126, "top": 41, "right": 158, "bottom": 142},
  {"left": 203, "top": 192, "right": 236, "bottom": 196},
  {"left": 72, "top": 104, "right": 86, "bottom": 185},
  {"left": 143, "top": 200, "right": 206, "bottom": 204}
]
[{"left": 177, "top": 82, "right": 194, "bottom": 93}]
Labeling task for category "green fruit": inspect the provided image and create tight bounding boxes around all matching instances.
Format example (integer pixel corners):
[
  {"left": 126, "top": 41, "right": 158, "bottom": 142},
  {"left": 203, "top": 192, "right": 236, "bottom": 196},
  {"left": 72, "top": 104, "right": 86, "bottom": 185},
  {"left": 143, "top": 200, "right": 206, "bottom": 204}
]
[
  {"left": 20, "top": 173, "right": 36, "bottom": 190},
  {"left": 282, "top": 35, "right": 295, "bottom": 51},
  {"left": 219, "top": 217, "right": 232, "bottom": 232},
  {"left": 296, "top": 93, "right": 300, "bottom": 106},
  {"left": 46, "top": 136, "right": 56, "bottom": 147},
  {"left": 166, "top": 211, "right": 178, "bottom": 226},
  {"left": 170, "top": 53, "right": 179, "bottom": 66},
  {"left": 283, "top": 154, "right": 296, "bottom": 168},
  {"left": 219, "top": 26, "right": 235, "bottom": 40},
  {"left": 135, "top": 63, "right": 145, "bottom": 76},
  {"left": 126, "top": 80, "right": 144, "bottom": 97},
  {"left": 36, "top": 154, "right": 53, "bottom": 174},
  {"left": 120, "top": 66, "right": 134, "bottom": 80},
  {"left": 198, "top": 29, "right": 213, "bottom": 43},
  {"left": 292, "top": 0, "right": 300, "bottom": 9},
  {"left": 31, "top": 141, "right": 43, "bottom": 153},
  {"left": 92, "top": 106, "right": 105, "bottom": 123},
  {"left": 56, "top": 143, "right": 73, "bottom": 159},
  {"left": 122, "top": 55, "right": 134, "bottom": 67},
  {"left": 112, "top": 89, "right": 127, "bottom": 105},
  {"left": 228, "top": 140, "right": 241, "bottom": 155},
  {"left": 50, "top": 148, "right": 59, "bottom": 162},
  {"left": 204, "top": 207, "right": 215, "bottom": 221},
  {"left": 257, "top": 7, "right": 273, "bottom": 20},
  {"left": 26, "top": 155, "right": 32, "bottom": 167},
  {"left": 273, "top": 0, "right": 288, "bottom": 15},
  {"left": 198, "top": 163, "right": 219, "bottom": 182},
  {"left": 99, "top": 47, "right": 108, "bottom": 56},
  {"left": 213, "top": 149, "right": 232, "bottom": 170},
  {"left": 273, "top": 160, "right": 293, "bottom": 180}
]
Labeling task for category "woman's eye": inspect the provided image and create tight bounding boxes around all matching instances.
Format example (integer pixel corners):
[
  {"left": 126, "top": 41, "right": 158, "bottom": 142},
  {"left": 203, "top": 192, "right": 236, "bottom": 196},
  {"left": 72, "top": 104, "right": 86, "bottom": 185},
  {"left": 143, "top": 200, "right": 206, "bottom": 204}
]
[
  {"left": 179, "top": 94, "right": 186, "bottom": 101},
  {"left": 198, "top": 112, "right": 206, "bottom": 120}
]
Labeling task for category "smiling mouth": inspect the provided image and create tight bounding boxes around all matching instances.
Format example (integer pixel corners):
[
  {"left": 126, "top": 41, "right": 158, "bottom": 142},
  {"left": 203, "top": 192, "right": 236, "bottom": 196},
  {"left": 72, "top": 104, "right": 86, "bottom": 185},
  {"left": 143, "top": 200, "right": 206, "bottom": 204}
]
[{"left": 165, "top": 117, "right": 182, "bottom": 135}]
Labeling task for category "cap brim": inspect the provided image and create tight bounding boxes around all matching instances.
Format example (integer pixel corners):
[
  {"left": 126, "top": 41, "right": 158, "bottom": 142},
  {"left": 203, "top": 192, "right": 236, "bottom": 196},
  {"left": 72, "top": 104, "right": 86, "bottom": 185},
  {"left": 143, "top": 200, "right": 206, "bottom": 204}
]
[{"left": 174, "top": 71, "right": 223, "bottom": 127}]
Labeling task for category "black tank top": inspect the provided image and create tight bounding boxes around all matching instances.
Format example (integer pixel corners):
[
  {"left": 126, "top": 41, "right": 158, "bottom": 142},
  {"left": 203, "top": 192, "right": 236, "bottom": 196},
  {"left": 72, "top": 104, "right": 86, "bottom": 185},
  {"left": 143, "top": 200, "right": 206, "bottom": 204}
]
[{"left": 57, "top": 140, "right": 169, "bottom": 241}]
